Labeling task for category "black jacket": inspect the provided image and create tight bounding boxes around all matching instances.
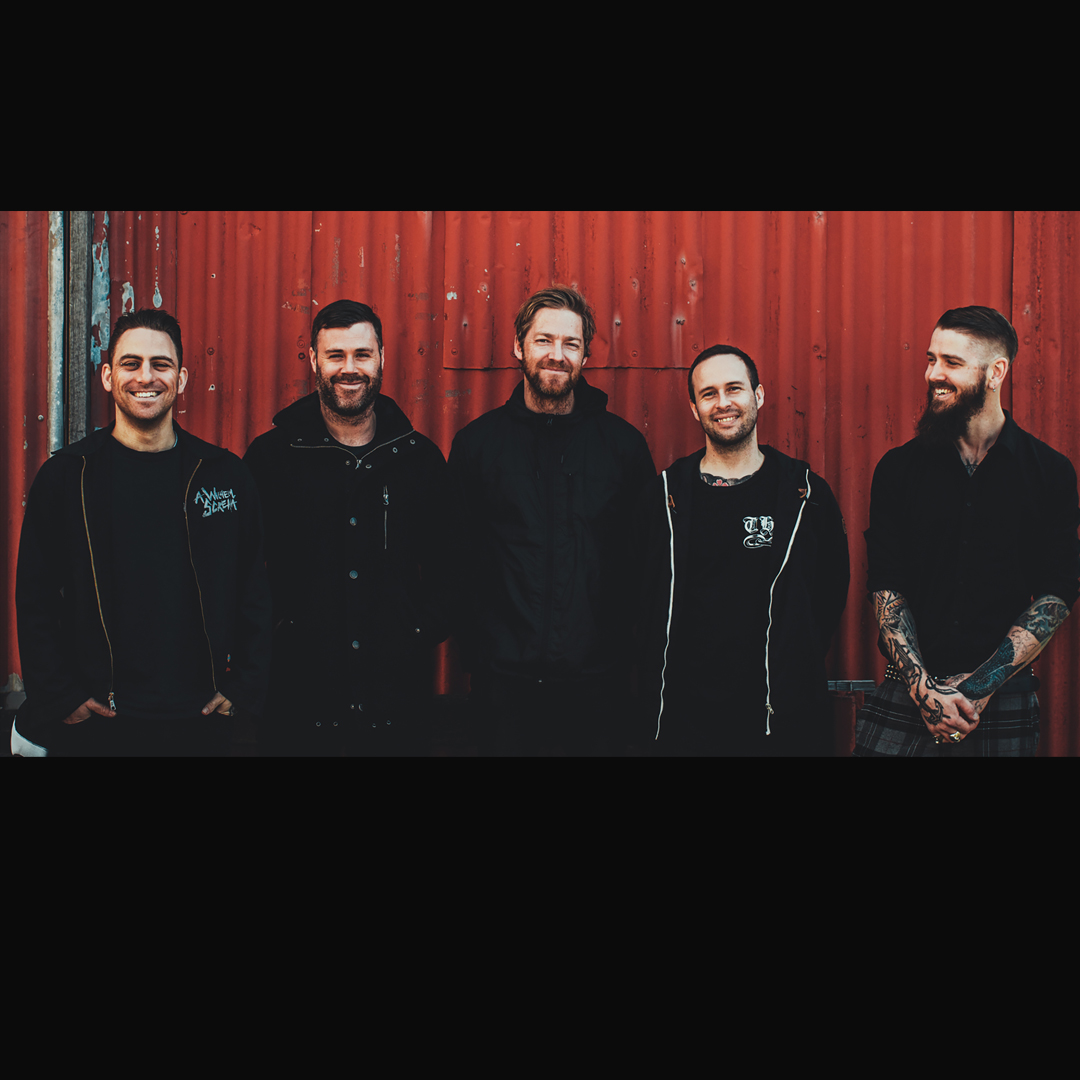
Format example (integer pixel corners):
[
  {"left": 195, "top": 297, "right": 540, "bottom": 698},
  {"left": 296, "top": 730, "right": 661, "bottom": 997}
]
[
  {"left": 15, "top": 424, "right": 272, "bottom": 742},
  {"left": 634, "top": 446, "right": 850, "bottom": 754},
  {"left": 242, "top": 392, "right": 454, "bottom": 715},
  {"left": 447, "top": 377, "right": 656, "bottom": 680}
]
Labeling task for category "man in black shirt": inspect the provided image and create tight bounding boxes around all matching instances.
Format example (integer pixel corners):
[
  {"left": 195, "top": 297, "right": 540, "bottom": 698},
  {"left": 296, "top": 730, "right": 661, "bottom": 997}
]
[
  {"left": 12, "top": 309, "right": 271, "bottom": 756},
  {"left": 635, "top": 345, "right": 850, "bottom": 756},
  {"left": 447, "top": 286, "right": 655, "bottom": 756},
  {"left": 855, "top": 306, "right": 1080, "bottom": 756}
]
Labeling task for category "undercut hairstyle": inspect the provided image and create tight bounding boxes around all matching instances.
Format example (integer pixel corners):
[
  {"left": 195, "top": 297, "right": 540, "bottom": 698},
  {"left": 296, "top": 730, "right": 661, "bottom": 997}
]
[
  {"left": 108, "top": 308, "right": 183, "bottom": 369},
  {"left": 514, "top": 286, "right": 596, "bottom": 358},
  {"left": 311, "top": 299, "right": 384, "bottom": 354},
  {"left": 936, "top": 306, "right": 1018, "bottom": 366},
  {"left": 688, "top": 344, "right": 760, "bottom": 401}
]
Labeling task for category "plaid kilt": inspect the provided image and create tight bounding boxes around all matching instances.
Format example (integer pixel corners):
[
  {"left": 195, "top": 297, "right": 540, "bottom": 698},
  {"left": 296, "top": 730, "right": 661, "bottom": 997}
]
[{"left": 853, "top": 678, "right": 1039, "bottom": 757}]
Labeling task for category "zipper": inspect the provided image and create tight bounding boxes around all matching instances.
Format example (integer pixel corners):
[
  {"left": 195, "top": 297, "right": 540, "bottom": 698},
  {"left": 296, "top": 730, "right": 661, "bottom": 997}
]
[
  {"left": 383, "top": 484, "right": 389, "bottom": 550},
  {"left": 183, "top": 460, "right": 218, "bottom": 694},
  {"left": 81, "top": 457, "right": 116, "bottom": 711}
]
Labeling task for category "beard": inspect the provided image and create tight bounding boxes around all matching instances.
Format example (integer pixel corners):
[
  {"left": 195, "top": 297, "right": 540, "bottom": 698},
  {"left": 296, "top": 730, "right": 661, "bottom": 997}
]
[
  {"left": 522, "top": 358, "right": 581, "bottom": 402},
  {"left": 916, "top": 371, "right": 988, "bottom": 445},
  {"left": 702, "top": 405, "right": 758, "bottom": 451},
  {"left": 316, "top": 365, "right": 382, "bottom": 419}
]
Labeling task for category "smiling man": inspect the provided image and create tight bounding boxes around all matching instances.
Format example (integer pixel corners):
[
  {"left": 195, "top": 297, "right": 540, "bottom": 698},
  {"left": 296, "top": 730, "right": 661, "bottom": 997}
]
[
  {"left": 855, "top": 306, "right": 1080, "bottom": 756},
  {"left": 448, "top": 285, "right": 655, "bottom": 755},
  {"left": 634, "top": 345, "right": 849, "bottom": 756},
  {"left": 12, "top": 308, "right": 271, "bottom": 756},
  {"left": 243, "top": 299, "right": 455, "bottom": 756}
]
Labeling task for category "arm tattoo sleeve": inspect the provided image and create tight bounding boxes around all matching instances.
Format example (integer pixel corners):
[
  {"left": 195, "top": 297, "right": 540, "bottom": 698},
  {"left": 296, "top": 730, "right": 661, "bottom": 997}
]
[
  {"left": 956, "top": 595, "right": 1071, "bottom": 701},
  {"left": 873, "top": 590, "right": 960, "bottom": 725}
]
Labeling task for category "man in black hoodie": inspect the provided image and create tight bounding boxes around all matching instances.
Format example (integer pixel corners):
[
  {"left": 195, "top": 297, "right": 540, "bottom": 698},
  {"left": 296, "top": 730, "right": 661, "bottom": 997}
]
[
  {"left": 448, "top": 286, "right": 655, "bottom": 755},
  {"left": 243, "top": 299, "right": 454, "bottom": 756},
  {"left": 13, "top": 308, "right": 271, "bottom": 757},
  {"left": 634, "top": 345, "right": 849, "bottom": 756}
]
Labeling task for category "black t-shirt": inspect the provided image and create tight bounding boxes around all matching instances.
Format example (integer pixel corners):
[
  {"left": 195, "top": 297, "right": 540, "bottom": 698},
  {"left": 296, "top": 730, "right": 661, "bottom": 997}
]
[
  {"left": 110, "top": 439, "right": 214, "bottom": 718},
  {"left": 666, "top": 453, "right": 780, "bottom": 719}
]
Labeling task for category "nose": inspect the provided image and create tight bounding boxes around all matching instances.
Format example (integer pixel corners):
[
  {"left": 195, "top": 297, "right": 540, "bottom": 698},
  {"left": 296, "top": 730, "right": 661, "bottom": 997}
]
[{"left": 927, "top": 359, "right": 946, "bottom": 383}]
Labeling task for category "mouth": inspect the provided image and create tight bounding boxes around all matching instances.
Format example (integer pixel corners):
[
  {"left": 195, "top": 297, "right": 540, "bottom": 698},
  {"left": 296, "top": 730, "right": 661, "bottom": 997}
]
[
  {"left": 131, "top": 391, "right": 163, "bottom": 399},
  {"left": 930, "top": 385, "right": 955, "bottom": 403}
]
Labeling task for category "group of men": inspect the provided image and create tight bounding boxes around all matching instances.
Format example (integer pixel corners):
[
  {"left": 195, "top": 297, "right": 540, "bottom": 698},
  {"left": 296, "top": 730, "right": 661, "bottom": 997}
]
[{"left": 11, "top": 288, "right": 1078, "bottom": 756}]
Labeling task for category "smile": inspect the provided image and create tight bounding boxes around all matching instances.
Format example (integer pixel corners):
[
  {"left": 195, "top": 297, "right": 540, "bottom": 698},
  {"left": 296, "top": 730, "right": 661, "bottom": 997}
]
[{"left": 132, "top": 391, "right": 162, "bottom": 398}]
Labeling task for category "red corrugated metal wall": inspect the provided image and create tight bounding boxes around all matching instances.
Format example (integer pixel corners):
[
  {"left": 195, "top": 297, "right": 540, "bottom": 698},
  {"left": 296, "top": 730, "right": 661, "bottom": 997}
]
[{"left": 4, "top": 211, "right": 1077, "bottom": 753}]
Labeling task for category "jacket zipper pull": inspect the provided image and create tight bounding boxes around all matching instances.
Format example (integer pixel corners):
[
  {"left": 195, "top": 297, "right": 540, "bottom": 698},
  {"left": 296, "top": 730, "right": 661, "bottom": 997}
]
[
  {"left": 384, "top": 485, "right": 389, "bottom": 550},
  {"left": 383, "top": 485, "right": 389, "bottom": 506},
  {"left": 108, "top": 691, "right": 116, "bottom": 711}
]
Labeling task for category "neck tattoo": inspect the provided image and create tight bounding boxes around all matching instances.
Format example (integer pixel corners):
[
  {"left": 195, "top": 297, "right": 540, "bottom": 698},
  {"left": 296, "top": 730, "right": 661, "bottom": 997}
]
[{"left": 700, "top": 471, "right": 752, "bottom": 488}]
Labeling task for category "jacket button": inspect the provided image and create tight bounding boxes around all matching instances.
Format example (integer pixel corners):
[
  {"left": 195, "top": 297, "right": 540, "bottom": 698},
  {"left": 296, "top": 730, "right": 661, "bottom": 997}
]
[
  {"left": 393, "top": 447, "right": 398, "bottom": 453},
  {"left": 349, "top": 517, "right": 357, "bottom": 526},
  {"left": 352, "top": 640, "right": 360, "bottom": 649},
  {"left": 414, "top": 627, "right": 420, "bottom": 634},
  {"left": 350, "top": 570, "right": 358, "bottom": 579},
  {"left": 366, "top": 464, "right": 372, "bottom": 469}
]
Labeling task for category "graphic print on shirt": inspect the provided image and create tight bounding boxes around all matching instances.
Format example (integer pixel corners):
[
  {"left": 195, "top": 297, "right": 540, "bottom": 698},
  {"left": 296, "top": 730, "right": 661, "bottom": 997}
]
[
  {"left": 194, "top": 487, "right": 238, "bottom": 517},
  {"left": 743, "top": 516, "right": 774, "bottom": 549}
]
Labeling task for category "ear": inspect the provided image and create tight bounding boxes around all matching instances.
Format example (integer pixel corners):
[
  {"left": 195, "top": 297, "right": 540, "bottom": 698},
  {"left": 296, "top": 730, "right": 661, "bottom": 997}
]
[
  {"left": 101, "top": 363, "right": 113, "bottom": 392},
  {"left": 309, "top": 347, "right": 318, "bottom": 374},
  {"left": 178, "top": 366, "right": 189, "bottom": 394},
  {"left": 990, "top": 357, "right": 1009, "bottom": 390},
  {"left": 689, "top": 396, "right": 701, "bottom": 424},
  {"left": 756, "top": 384, "right": 765, "bottom": 409},
  {"left": 513, "top": 338, "right": 524, "bottom": 363}
]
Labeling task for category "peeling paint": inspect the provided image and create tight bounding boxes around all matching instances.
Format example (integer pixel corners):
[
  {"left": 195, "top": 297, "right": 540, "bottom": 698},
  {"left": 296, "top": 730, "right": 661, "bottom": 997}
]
[
  {"left": 91, "top": 211, "right": 110, "bottom": 370},
  {"left": 447, "top": 291, "right": 457, "bottom": 300},
  {"left": 121, "top": 281, "right": 135, "bottom": 314},
  {"left": 153, "top": 285, "right": 162, "bottom": 308}
]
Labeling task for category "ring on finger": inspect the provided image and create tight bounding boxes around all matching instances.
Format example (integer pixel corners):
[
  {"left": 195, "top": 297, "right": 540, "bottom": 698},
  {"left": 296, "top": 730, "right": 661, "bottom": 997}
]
[{"left": 949, "top": 731, "right": 962, "bottom": 743}]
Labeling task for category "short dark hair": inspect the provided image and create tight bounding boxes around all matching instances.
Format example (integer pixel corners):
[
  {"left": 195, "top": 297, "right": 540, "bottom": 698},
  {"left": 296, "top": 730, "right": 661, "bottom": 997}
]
[
  {"left": 108, "top": 308, "right": 183, "bottom": 369},
  {"left": 688, "top": 344, "right": 760, "bottom": 401},
  {"left": 311, "top": 299, "right": 384, "bottom": 354},
  {"left": 514, "top": 285, "right": 596, "bottom": 358},
  {"left": 935, "top": 306, "right": 1018, "bottom": 365}
]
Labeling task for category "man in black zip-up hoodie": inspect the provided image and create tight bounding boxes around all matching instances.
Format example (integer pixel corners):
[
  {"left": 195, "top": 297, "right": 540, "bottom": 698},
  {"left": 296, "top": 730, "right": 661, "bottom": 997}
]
[
  {"left": 447, "top": 287, "right": 656, "bottom": 755},
  {"left": 633, "top": 346, "right": 849, "bottom": 756},
  {"left": 13, "top": 309, "right": 272, "bottom": 757},
  {"left": 243, "top": 299, "right": 455, "bottom": 756}
]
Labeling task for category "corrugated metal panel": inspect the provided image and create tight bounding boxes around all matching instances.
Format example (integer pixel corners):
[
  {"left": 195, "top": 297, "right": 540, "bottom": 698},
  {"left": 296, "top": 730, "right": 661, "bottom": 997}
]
[
  {"left": 1, "top": 211, "right": 53, "bottom": 700},
  {"left": 4, "top": 210, "right": 1077, "bottom": 753},
  {"left": 1013, "top": 212, "right": 1080, "bottom": 756}
]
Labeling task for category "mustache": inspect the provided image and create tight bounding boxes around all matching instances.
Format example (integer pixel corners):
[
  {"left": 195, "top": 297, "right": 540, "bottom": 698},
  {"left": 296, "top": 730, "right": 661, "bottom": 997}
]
[{"left": 331, "top": 374, "right": 370, "bottom": 385}]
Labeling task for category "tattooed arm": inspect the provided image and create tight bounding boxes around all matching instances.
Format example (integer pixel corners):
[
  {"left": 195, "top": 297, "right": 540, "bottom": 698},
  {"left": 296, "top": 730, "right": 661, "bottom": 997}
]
[
  {"left": 872, "top": 590, "right": 981, "bottom": 736},
  {"left": 942, "top": 595, "right": 1071, "bottom": 712}
]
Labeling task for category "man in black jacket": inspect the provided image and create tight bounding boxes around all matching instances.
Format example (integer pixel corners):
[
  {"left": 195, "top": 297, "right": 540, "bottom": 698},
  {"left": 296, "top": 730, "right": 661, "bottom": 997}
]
[
  {"left": 243, "top": 299, "right": 454, "bottom": 756},
  {"left": 447, "top": 286, "right": 656, "bottom": 755},
  {"left": 13, "top": 309, "right": 272, "bottom": 757},
  {"left": 634, "top": 345, "right": 849, "bottom": 756}
]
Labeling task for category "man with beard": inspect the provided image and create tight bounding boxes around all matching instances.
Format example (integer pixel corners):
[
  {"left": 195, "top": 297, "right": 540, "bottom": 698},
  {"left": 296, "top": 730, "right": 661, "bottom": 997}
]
[
  {"left": 447, "top": 286, "right": 655, "bottom": 755},
  {"left": 634, "top": 345, "right": 849, "bottom": 756},
  {"left": 854, "top": 306, "right": 1079, "bottom": 756},
  {"left": 12, "top": 308, "right": 271, "bottom": 756},
  {"left": 243, "top": 299, "right": 455, "bottom": 755}
]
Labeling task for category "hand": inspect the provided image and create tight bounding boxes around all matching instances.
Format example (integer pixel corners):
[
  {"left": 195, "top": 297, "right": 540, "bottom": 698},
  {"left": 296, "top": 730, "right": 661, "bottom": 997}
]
[
  {"left": 912, "top": 676, "right": 982, "bottom": 744},
  {"left": 202, "top": 693, "right": 235, "bottom": 716},
  {"left": 63, "top": 697, "right": 117, "bottom": 725},
  {"left": 939, "top": 672, "right": 994, "bottom": 723}
]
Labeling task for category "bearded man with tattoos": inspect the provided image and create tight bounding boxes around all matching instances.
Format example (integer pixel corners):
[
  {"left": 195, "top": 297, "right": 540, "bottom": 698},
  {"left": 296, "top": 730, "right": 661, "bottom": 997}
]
[{"left": 854, "top": 306, "right": 1080, "bottom": 756}]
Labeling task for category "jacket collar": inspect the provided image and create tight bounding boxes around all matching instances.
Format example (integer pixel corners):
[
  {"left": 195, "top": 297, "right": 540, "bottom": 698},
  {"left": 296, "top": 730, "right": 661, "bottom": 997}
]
[
  {"left": 53, "top": 421, "right": 228, "bottom": 462},
  {"left": 272, "top": 391, "right": 415, "bottom": 446}
]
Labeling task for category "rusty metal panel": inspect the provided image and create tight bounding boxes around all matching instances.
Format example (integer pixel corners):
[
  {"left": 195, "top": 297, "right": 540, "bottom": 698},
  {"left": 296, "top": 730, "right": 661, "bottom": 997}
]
[
  {"left": 1013, "top": 211, "right": 1080, "bottom": 756},
  {"left": 1, "top": 211, "right": 53, "bottom": 698}
]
